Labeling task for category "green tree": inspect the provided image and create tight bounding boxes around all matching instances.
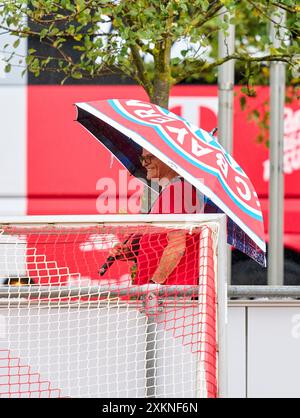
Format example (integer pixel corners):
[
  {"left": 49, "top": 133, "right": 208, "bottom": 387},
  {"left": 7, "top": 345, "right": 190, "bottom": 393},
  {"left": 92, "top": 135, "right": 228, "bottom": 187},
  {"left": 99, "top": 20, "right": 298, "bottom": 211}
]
[{"left": 0, "top": 0, "right": 299, "bottom": 108}]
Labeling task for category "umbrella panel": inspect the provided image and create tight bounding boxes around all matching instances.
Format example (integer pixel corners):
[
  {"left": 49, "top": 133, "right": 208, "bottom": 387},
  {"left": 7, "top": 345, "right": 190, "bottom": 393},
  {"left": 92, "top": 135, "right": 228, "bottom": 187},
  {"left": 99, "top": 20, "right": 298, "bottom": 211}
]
[{"left": 77, "top": 108, "right": 146, "bottom": 179}]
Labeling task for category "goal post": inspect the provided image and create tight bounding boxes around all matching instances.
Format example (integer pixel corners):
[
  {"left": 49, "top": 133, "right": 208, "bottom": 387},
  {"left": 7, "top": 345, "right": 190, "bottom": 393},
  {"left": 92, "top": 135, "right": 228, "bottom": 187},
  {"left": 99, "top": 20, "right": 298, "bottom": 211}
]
[{"left": 0, "top": 214, "right": 227, "bottom": 398}]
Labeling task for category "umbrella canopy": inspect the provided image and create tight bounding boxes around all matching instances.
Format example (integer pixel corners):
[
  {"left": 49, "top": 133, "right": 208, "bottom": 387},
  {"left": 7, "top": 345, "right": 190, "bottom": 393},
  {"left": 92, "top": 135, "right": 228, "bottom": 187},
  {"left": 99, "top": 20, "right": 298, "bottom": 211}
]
[{"left": 75, "top": 98, "right": 266, "bottom": 266}]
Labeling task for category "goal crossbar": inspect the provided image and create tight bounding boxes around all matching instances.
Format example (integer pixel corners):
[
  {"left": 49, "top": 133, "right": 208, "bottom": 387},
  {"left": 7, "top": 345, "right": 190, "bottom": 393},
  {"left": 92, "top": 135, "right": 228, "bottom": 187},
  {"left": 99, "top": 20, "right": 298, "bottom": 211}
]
[{"left": 0, "top": 213, "right": 227, "bottom": 225}]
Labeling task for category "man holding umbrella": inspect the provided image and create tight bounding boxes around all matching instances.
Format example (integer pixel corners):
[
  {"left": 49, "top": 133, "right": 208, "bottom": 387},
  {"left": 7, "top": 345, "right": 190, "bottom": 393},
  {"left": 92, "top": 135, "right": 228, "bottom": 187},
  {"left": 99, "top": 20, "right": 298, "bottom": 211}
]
[
  {"left": 76, "top": 98, "right": 266, "bottom": 274},
  {"left": 109, "top": 148, "right": 203, "bottom": 285}
]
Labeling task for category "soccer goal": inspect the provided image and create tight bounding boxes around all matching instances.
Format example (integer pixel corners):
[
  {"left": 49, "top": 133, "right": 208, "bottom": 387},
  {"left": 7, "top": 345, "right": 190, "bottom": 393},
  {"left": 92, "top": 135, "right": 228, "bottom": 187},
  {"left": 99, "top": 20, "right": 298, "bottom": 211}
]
[{"left": 0, "top": 214, "right": 227, "bottom": 398}]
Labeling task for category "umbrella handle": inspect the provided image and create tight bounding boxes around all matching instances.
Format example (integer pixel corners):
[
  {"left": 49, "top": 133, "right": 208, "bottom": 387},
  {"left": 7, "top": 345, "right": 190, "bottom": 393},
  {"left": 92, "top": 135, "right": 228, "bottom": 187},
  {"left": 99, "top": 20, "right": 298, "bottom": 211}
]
[{"left": 99, "top": 236, "right": 131, "bottom": 277}]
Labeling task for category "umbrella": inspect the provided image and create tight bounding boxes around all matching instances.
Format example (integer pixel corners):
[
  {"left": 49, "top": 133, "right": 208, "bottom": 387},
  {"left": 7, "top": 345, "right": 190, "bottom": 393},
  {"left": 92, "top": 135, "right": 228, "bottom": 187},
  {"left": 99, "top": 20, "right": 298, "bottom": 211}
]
[{"left": 75, "top": 98, "right": 266, "bottom": 266}]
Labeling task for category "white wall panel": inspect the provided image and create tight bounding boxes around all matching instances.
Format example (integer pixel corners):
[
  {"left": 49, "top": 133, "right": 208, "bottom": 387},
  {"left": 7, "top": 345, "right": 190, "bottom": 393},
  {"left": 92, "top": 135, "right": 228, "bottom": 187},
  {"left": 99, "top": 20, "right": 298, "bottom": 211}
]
[
  {"left": 247, "top": 306, "right": 300, "bottom": 398},
  {"left": 0, "top": 86, "right": 27, "bottom": 214},
  {"left": 227, "top": 306, "right": 246, "bottom": 397}
]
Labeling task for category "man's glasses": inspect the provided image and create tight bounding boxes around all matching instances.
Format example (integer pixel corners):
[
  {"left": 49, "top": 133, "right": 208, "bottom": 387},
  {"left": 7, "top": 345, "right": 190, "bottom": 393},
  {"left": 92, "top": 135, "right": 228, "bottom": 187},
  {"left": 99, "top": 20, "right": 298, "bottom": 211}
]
[{"left": 139, "top": 154, "right": 156, "bottom": 164}]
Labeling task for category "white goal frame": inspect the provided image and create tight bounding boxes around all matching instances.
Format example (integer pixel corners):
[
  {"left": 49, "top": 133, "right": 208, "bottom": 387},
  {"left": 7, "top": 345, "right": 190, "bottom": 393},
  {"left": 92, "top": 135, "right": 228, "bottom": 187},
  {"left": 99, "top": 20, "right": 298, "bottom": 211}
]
[{"left": 0, "top": 213, "right": 227, "bottom": 398}]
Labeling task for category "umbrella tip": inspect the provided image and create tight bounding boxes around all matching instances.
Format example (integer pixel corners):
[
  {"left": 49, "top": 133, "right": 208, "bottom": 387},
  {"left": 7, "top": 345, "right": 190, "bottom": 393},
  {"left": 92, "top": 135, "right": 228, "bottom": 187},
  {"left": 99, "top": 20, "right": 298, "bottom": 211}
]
[{"left": 210, "top": 127, "right": 218, "bottom": 136}]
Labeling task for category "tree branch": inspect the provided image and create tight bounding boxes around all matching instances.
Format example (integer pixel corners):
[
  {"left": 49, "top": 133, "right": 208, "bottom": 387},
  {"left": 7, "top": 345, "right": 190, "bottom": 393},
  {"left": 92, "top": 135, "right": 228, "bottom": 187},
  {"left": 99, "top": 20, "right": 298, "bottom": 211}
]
[
  {"left": 174, "top": 52, "right": 294, "bottom": 83},
  {"left": 119, "top": 8, "right": 154, "bottom": 98},
  {"left": 183, "top": 0, "right": 223, "bottom": 36},
  {"left": 246, "top": 0, "right": 292, "bottom": 30},
  {"left": 0, "top": 22, "right": 118, "bottom": 42},
  {"left": 129, "top": 42, "right": 153, "bottom": 98},
  {"left": 270, "top": 1, "right": 300, "bottom": 13}
]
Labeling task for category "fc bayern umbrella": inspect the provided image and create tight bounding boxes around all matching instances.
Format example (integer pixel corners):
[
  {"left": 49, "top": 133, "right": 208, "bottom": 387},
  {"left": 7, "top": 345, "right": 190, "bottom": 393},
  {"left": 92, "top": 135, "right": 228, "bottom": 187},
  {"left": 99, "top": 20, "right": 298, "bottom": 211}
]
[{"left": 75, "top": 99, "right": 266, "bottom": 266}]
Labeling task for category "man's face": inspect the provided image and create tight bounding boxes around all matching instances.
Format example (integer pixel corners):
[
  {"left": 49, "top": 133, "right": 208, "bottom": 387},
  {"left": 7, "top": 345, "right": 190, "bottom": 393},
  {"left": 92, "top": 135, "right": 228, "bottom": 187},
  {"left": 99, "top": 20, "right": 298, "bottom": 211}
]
[{"left": 140, "top": 149, "right": 170, "bottom": 181}]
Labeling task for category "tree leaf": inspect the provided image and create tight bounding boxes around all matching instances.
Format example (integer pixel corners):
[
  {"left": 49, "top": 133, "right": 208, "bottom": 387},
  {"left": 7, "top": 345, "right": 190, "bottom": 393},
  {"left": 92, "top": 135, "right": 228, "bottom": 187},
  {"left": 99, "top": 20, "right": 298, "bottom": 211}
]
[{"left": 4, "top": 63, "right": 11, "bottom": 73}]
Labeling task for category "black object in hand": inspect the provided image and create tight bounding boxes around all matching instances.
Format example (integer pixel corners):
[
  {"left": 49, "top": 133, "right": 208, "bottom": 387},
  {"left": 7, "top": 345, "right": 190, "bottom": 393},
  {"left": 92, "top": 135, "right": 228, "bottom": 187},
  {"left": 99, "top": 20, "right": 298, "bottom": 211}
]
[
  {"left": 99, "top": 256, "right": 116, "bottom": 276},
  {"left": 98, "top": 235, "right": 141, "bottom": 277}
]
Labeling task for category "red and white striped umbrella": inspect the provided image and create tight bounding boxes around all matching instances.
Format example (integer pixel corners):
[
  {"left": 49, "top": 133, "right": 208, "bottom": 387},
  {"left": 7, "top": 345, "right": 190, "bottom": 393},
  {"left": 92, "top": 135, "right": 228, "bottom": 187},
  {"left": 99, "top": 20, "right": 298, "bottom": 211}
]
[{"left": 75, "top": 98, "right": 266, "bottom": 266}]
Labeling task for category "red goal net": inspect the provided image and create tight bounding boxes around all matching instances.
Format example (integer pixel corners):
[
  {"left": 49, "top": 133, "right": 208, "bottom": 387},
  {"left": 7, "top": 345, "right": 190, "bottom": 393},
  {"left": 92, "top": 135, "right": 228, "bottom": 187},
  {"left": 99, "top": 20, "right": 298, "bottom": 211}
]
[{"left": 0, "top": 215, "right": 226, "bottom": 398}]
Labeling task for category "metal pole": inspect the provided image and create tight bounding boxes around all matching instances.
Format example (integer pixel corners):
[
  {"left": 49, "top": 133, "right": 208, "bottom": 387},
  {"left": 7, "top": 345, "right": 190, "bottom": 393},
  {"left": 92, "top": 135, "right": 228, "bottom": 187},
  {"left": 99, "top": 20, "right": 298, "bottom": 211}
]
[
  {"left": 143, "top": 292, "right": 159, "bottom": 398},
  {"left": 0, "top": 284, "right": 201, "bottom": 299},
  {"left": 229, "top": 285, "right": 300, "bottom": 299},
  {"left": 217, "top": 214, "right": 228, "bottom": 398},
  {"left": 218, "top": 7, "right": 235, "bottom": 284},
  {"left": 5, "top": 283, "right": 300, "bottom": 300},
  {"left": 268, "top": 8, "right": 286, "bottom": 286}
]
